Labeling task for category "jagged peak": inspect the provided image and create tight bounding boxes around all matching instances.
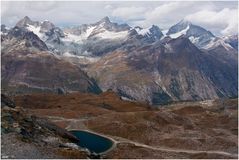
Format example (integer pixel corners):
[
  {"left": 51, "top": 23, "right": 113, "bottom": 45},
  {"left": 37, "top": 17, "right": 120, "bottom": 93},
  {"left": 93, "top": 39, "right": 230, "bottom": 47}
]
[
  {"left": 99, "top": 16, "right": 111, "bottom": 23},
  {"left": 151, "top": 24, "right": 159, "bottom": 28},
  {"left": 16, "top": 16, "right": 38, "bottom": 27},
  {"left": 20, "top": 16, "right": 34, "bottom": 24},
  {"left": 41, "top": 20, "right": 55, "bottom": 28},
  {"left": 149, "top": 25, "right": 161, "bottom": 31},
  {"left": 23, "top": 16, "right": 31, "bottom": 20},
  {"left": 135, "top": 25, "right": 161, "bottom": 32}
]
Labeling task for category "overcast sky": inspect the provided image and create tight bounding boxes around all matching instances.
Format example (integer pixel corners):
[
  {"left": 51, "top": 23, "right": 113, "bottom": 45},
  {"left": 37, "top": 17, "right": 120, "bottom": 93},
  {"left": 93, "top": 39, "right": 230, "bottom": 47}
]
[{"left": 1, "top": 1, "right": 238, "bottom": 35}]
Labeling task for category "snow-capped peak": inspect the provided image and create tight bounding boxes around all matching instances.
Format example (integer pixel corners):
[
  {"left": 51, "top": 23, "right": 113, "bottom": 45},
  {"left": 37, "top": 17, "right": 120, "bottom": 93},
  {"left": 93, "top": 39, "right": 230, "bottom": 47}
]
[
  {"left": 166, "top": 19, "right": 191, "bottom": 36},
  {"left": 134, "top": 25, "right": 163, "bottom": 42},
  {"left": 135, "top": 26, "right": 151, "bottom": 35},
  {"left": 16, "top": 16, "right": 40, "bottom": 28},
  {"left": 166, "top": 19, "right": 216, "bottom": 49}
]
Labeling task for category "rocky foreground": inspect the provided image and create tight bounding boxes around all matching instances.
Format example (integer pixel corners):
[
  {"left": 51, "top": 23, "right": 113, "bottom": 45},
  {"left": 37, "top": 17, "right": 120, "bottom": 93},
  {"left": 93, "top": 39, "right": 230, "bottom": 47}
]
[
  {"left": 1, "top": 94, "right": 96, "bottom": 159},
  {"left": 1, "top": 92, "right": 238, "bottom": 159}
]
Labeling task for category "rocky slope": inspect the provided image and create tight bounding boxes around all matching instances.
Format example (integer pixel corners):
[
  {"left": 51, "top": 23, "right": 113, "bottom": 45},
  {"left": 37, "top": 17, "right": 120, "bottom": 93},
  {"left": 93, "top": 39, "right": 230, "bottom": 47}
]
[
  {"left": 87, "top": 36, "right": 237, "bottom": 104},
  {"left": 1, "top": 94, "right": 90, "bottom": 159},
  {"left": 222, "top": 35, "right": 238, "bottom": 50},
  {"left": 1, "top": 25, "right": 101, "bottom": 95}
]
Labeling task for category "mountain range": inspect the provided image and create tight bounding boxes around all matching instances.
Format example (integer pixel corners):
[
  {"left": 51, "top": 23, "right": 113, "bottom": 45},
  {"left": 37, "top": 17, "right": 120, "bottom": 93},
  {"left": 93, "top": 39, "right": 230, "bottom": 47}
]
[{"left": 1, "top": 16, "right": 238, "bottom": 105}]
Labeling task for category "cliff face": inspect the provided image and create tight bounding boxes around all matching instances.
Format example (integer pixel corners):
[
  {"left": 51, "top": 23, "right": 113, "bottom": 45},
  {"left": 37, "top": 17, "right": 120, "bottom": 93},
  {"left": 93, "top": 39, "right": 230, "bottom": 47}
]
[{"left": 87, "top": 37, "right": 238, "bottom": 105}]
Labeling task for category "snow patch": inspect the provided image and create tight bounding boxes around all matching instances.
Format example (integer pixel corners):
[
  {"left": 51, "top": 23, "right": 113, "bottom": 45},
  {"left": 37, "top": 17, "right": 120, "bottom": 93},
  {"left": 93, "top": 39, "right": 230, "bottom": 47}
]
[
  {"left": 96, "top": 30, "right": 128, "bottom": 39},
  {"left": 63, "top": 52, "right": 75, "bottom": 57},
  {"left": 137, "top": 27, "right": 151, "bottom": 36},
  {"left": 62, "top": 26, "right": 96, "bottom": 43},
  {"left": 63, "top": 52, "right": 99, "bottom": 63},
  {"left": 169, "top": 25, "right": 190, "bottom": 38},
  {"left": 203, "top": 38, "right": 234, "bottom": 51},
  {"left": 162, "top": 29, "right": 168, "bottom": 35},
  {"left": 199, "top": 100, "right": 214, "bottom": 106},
  {"left": 27, "top": 24, "right": 46, "bottom": 40},
  {"left": 85, "top": 26, "right": 96, "bottom": 38},
  {"left": 189, "top": 36, "right": 200, "bottom": 44},
  {"left": 121, "top": 96, "right": 134, "bottom": 101},
  {"left": 62, "top": 33, "right": 84, "bottom": 43}
]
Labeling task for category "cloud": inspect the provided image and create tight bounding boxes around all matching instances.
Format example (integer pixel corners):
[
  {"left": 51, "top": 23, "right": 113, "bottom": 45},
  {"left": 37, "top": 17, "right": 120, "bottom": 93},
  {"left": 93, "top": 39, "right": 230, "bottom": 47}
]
[
  {"left": 185, "top": 8, "right": 238, "bottom": 35},
  {"left": 144, "top": 2, "right": 194, "bottom": 26},
  {"left": 25, "top": 1, "right": 58, "bottom": 12},
  {"left": 1, "top": 1, "right": 238, "bottom": 35},
  {"left": 1, "top": 1, "right": 111, "bottom": 26},
  {"left": 104, "top": 5, "right": 113, "bottom": 10},
  {"left": 112, "top": 6, "right": 147, "bottom": 21},
  {"left": 110, "top": 1, "right": 238, "bottom": 35},
  {"left": 110, "top": 2, "right": 215, "bottom": 28}
]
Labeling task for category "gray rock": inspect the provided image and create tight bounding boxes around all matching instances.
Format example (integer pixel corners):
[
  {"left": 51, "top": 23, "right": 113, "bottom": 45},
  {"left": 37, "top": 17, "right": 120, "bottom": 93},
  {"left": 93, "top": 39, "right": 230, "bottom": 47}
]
[{"left": 1, "top": 94, "right": 16, "bottom": 108}]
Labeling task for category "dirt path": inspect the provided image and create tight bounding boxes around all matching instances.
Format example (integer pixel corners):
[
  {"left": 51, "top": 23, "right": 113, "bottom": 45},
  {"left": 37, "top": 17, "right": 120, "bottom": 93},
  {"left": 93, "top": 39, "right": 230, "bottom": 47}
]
[
  {"left": 118, "top": 140, "right": 238, "bottom": 158},
  {"left": 72, "top": 129, "right": 238, "bottom": 159}
]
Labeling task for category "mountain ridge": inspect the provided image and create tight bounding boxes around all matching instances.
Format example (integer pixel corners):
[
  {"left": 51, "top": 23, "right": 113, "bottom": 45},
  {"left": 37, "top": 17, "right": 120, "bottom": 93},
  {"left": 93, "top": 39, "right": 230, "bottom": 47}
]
[{"left": 1, "top": 16, "right": 238, "bottom": 104}]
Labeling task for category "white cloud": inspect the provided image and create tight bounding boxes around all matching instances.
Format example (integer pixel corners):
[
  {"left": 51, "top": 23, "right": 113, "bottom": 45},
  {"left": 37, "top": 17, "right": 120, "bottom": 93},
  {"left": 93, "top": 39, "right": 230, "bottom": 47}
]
[
  {"left": 1, "top": 1, "right": 238, "bottom": 35},
  {"left": 144, "top": 2, "right": 194, "bottom": 26},
  {"left": 185, "top": 8, "right": 238, "bottom": 35},
  {"left": 112, "top": 6, "right": 147, "bottom": 21},
  {"left": 104, "top": 5, "right": 113, "bottom": 10},
  {"left": 110, "top": 2, "right": 217, "bottom": 28}
]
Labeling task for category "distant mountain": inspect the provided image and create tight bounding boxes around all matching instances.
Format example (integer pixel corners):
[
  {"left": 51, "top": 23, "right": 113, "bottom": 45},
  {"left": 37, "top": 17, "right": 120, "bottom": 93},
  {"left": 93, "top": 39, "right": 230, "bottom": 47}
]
[
  {"left": 62, "top": 16, "right": 131, "bottom": 56},
  {"left": 134, "top": 25, "right": 164, "bottom": 43},
  {"left": 1, "top": 26, "right": 49, "bottom": 55},
  {"left": 1, "top": 26, "right": 101, "bottom": 95},
  {"left": 13, "top": 16, "right": 166, "bottom": 57},
  {"left": 16, "top": 16, "right": 65, "bottom": 42},
  {"left": 63, "top": 16, "right": 130, "bottom": 40},
  {"left": 166, "top": 19, "right": 238, "bottom": 54},
  {"left": 14, "top": 16, "right": 132, "bottom": 56},
  {"left": 166, "top": 19, "right": 216, "bottom": 48},
  {"left": 87, "top": 36, "right": 238, "bottom": 104},
  {"left": 1, "top": 16, "right": 237, "bottom": 104}
]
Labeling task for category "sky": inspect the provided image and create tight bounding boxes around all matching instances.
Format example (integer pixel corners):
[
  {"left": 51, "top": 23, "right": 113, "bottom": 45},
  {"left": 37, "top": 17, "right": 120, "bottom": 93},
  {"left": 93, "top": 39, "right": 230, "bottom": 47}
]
[{"left": 1, "top": 1, "right": 238, "bottom": 36}]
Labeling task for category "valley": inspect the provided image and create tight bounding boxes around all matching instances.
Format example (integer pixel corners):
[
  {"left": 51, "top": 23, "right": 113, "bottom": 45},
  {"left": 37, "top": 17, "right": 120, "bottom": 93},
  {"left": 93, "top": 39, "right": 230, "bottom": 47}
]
[{"left": 6, "top": 92, "right": 237, "bottom": 159}]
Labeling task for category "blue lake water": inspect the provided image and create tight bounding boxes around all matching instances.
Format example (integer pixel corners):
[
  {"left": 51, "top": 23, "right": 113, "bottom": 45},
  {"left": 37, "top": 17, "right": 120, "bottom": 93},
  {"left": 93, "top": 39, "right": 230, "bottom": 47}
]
[{"left": 70, "top": 130, "right": 114, "bottom": 154}]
